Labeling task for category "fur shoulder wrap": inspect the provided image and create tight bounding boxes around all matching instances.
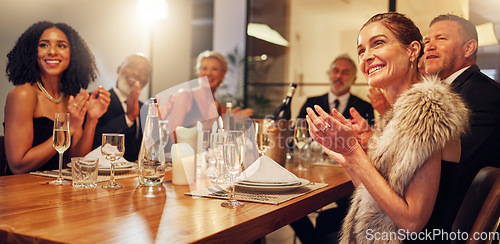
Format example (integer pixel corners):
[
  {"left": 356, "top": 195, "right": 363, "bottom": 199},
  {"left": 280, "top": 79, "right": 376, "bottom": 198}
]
[{"left": 340, "top": 76, "right": 470, "bottom": 244}]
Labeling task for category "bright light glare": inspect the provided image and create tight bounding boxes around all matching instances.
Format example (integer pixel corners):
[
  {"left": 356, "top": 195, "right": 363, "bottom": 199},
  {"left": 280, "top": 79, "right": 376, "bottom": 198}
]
[{"left": 137, "top": 0, "right": 168, "bottom": 23}]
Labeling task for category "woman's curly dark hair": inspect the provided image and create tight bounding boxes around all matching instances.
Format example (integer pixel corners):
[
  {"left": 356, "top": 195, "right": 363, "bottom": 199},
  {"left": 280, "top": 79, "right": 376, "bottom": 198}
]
[{"left": 6, "top": 21, "right": 98, "bottom": 96}]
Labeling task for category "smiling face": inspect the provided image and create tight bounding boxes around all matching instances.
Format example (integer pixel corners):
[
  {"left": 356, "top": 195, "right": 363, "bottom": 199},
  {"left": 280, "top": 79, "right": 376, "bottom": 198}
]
[
  {"left": 198, "top": 57, "right": 226, "bottom": 93},
  {"left": 424, "top": 20, "right": 469, "bottom": 79},
  {"left": 116, "top": 54, "right": 151, "bottom": 95},
  {"left": 357, "top": 21, "right": 413, "bottom": 89},
  {"left": 329, "top": 59, "right": 356, "bottom": 96},
  {"left": 37, "top": 27, "right": 70, "bottom": 80}
]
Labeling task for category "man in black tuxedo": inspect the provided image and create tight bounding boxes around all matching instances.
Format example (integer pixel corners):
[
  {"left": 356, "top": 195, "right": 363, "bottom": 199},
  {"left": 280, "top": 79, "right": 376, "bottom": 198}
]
[
  {"left": 297, "top": 55, "right": 374, "bottom": 126},
  {"left": 93, "top": 54, "right": 151, "bottom": 161},
  {"left": 424, "top": 14, "right": 500, "bottom": 231}
]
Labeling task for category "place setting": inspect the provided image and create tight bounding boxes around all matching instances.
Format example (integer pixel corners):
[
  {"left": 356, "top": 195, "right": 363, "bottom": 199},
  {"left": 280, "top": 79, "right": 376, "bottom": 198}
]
[
  {"left": 30, "top": 132, "right": 138, "bottom": 186},
  {"left": 186, "top": 122, "right": 328, "bottom": 205}
]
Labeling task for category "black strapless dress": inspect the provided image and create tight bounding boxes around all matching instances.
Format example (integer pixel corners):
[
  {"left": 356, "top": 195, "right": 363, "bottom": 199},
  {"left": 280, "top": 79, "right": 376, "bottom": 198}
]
[
  {"left": 32, "top": 117, "right": 60, "bottom": 171},
  {"left": 3, "top": 117, "right": 60, "bottom": 175}
]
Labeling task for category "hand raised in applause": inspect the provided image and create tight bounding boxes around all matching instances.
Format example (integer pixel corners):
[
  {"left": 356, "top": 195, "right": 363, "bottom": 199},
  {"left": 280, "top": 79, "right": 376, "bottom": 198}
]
[
  {"left": 306, "top": 105, "right": 361, "bottom": 162},
  {"left": 367, "top": 87, "right": 390, "bottom": 115},
  {"left": 157, "top": 93, "right": 176, "bottom": 120},
  {"left": 87, "top": 86, "right": 111, "bottom": 120},
  {"left": 126, "top": 80, "right": 141, "bottom": 122},
  {"left": 67, "top": 91, "right": 89, "bottom": 136},
  {"left": 348, "top": 107, "right": 372, "bottom": 151},
  {"left": 232, "top": 107, "right": 254, "bottom": 117}
]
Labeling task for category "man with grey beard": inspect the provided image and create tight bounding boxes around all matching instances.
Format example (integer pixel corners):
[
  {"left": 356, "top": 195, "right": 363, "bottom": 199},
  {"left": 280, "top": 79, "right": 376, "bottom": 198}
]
[{"left": 93, "top": 53, "right": 151, "bottom": 161}]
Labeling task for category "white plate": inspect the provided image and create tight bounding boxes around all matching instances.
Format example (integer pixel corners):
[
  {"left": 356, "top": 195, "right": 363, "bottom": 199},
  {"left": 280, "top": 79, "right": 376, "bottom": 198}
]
[
  {"left": 235, "top": 178, "right": 310, "bottom": 192},
  {"left": 237, "top": 180, "right": 300, "bottom": 187},
  {"left": 68, "top": 162, "right": 137, "bottom": 173}
]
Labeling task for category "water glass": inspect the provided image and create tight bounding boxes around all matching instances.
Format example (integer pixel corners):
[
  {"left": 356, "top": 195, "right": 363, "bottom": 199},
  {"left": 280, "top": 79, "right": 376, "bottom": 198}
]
[{"left": 71, "top": 157, "right": 99, "bottom": 188}]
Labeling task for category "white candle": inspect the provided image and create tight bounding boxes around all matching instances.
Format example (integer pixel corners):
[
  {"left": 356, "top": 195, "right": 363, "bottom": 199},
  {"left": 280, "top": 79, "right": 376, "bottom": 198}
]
[
  {"left": 171, "top": 143, "right": 195, "bottom": 185},
  {"left": 212, "top": 121, "right": 217, "bottom": 134},
  {"left": 218, "top": 116, "right": 223, "bottom": 130},
  {"left": 176, "top": 126, "right": 198, "bottom": 155}
]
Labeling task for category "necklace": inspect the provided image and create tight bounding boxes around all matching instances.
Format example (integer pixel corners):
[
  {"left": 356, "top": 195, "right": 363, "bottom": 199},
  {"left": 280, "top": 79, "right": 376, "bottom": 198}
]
[{"left": 37, "top": 81, "right": 64, "bottom": 104}]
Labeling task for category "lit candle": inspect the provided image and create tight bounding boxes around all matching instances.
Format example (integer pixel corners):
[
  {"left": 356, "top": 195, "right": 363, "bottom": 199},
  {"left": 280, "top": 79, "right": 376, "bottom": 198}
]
[{"left": 218, "top": 116, "right": 223, "bottom": 132}]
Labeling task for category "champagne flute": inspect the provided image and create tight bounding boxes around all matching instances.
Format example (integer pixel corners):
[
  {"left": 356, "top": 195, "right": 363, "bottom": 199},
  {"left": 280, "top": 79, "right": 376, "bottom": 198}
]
[
  {"left": 254, "top": 119, "right": 271, "bottom": 157},
  {"left": 294, "top": 118, "right": 310, "bottom": 171},
  {"left": 101, "top": 133, "right": 125, "bottom": 189},
  {"left": 50, "top": 113, "right": 71, "bottom": 185},
  {"left": 221, "top": 130, "right": 245, "bottom": 208}
]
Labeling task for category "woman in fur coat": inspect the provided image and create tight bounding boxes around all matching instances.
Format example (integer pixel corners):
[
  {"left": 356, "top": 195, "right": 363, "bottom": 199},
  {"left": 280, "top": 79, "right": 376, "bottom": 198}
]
[{"left": 306, "top": 13, "right": 469, "bottom": 243}]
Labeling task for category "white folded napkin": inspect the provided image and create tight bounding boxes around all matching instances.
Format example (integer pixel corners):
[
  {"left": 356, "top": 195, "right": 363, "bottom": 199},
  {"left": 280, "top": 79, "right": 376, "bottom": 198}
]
[
  {"left": 85, "top": 146, "right": 130, "bottom": 168},
  {"left": 236, "top": 155, "right": 299, "bottom": 183}
]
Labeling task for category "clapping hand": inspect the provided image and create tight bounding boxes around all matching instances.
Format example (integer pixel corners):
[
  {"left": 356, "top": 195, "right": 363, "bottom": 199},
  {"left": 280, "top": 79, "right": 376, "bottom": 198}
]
[
  {"left": 233, "top": 107, "right": 254, "bottom": 117},
  {"left": 349, "top": 107, "right": 372, "bottom": 151},
  {"left": 126, "top": 80, "right": 141, "bottom": 121},
  {"left": 367, "top": 87, "right": 391, "bottom": 115},
  {"left": 87, "top": 86, "right": 111, "bottom": 120},
  {"left": 157, "top": 93, "right": 176, "bottom": 120},
  {"left": 306, "top": 105, "right": 360, "bottom": 160},
  {"left": 67, "top": 91, "right": 89, "bottom": 135}
]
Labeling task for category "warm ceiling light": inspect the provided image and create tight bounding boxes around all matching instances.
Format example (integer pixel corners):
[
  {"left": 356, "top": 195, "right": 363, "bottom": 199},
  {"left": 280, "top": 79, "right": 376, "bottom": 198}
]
[
  {"left": 137, "top": 0, "right": 168, "bottom": 23},
  {"left": 247, "top": 23, "right": 289, "bottom": 47}
]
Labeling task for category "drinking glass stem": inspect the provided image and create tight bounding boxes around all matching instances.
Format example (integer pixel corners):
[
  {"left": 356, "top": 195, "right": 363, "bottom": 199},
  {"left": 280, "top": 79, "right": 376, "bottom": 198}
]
[
  {"left": 57, "top": 152, "right": 63, "bottom": 180},
  {"left": 229, "top": 174, "right": 236, "bottom": 201},
  {"left": 298, "top": 148, "right": 301, "bottom": 167},
  {"left": 110, "top": 162, "right": 116, "bottom": 184}
]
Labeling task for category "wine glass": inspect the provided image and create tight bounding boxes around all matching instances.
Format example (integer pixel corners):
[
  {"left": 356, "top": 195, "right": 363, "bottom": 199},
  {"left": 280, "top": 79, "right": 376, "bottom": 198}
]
[
  {"left": 294, "top": 118, "right": 310, "bottom": 171},
  {"left": 253, "top": 119, "right": 272, "bottom": 157},
  {"left": 221, "top": 130, "right": 245, "bottom": 208},
  {"left": 50, "top": 113, "right": 71, "bottom": 185},
  {"left": 101, "top": 133, "right": 125, "bottom": 189}
]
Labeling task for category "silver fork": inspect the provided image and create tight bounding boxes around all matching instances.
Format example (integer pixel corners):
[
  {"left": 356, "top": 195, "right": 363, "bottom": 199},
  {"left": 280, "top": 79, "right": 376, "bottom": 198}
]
[{"left": 207, "top": 186, "right": 228, "bottom": 197}]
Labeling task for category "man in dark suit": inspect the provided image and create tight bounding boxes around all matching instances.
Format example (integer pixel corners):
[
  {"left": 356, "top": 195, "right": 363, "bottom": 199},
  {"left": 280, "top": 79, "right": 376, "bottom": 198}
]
[
  {"left": 424, "top": 14, "right": 500, "bottom": 230},
  {"left": 93, "top": 54, "right": 151, "bottom": 162},
  {"left": 297, "top": 55, "right": 374, "bottom": 126}
]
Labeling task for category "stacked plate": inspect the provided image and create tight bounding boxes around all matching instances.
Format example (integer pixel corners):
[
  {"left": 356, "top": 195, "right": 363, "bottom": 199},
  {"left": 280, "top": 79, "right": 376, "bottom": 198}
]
[
  {"left": 235, "top": 178, "right": 310, "bottom": 192},
  {"left": 97, "top": 161, "right": 137, "bottom": 173},
  {"left": 68, "top": 161, "right": 137, "bottom": 173}
]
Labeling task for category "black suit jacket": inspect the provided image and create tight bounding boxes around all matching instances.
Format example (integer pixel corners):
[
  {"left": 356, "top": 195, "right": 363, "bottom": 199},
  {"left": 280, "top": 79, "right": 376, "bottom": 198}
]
[
  {"left": 297, "top": 93, "right": 375, "bottom": 126},
  {"left": 93, "top": 89, "right": 143, "bottom": 162},
  {"left": 447, "top": 65, "right": 500, "bottom": 221}
]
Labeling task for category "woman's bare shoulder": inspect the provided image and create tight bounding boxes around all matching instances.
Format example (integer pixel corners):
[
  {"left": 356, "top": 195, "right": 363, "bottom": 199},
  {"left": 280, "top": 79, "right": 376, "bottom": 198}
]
[
  {"left": 7, "top": 83, "right": 37, "bottom": 99},
  {"left": 6, "top": 83, "right": 37, "bottom": 109}
]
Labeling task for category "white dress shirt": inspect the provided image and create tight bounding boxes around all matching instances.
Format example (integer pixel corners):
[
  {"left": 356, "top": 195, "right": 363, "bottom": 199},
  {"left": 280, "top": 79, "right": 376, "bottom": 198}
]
[
  {"left": 328, "top": 91, "right": 350, "bottom": 114},
  {"left": 443, "top": 66, "right": 470, "bottom": 85},
  {"left": 113, "top": 87, "right": 135, "bottom": 127}
]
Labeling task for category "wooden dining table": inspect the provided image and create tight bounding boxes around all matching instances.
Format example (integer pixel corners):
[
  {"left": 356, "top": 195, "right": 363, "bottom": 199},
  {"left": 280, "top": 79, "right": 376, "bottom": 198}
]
[{"left": 0, "top": 161, "right": 353, "bottom": 243}]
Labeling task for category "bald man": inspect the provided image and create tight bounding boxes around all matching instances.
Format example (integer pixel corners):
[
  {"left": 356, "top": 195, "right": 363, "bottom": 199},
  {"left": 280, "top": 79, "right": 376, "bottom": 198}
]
[{"left": 93, "top": 54, "right": 152, "bottom": 161}]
